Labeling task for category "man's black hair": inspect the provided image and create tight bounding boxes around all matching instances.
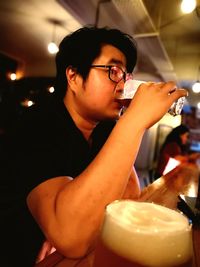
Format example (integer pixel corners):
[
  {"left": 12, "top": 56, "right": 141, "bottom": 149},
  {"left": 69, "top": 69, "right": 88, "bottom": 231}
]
[{"left": 54, "top": 25, "right": 137, "bottom": 99}]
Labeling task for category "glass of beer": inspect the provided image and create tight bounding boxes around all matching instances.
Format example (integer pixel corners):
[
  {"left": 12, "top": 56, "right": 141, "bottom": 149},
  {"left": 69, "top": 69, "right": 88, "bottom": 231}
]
[
  {"left": 93, "top": 200, "right": 193, "bottom": 267},
  {"left": 118, "top": 79, "right": 185, "bottom": 116}
]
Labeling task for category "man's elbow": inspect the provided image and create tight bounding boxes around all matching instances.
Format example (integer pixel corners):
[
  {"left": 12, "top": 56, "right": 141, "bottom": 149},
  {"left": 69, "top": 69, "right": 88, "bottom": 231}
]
[{"left": 54, "top": 234, "right": 94, "bottom": 259}]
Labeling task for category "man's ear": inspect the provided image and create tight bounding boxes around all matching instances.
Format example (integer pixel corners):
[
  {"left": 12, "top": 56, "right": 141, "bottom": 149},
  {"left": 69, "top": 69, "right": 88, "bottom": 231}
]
[{"left": 66, "top": 66, "right": 78, "bottom": 90}]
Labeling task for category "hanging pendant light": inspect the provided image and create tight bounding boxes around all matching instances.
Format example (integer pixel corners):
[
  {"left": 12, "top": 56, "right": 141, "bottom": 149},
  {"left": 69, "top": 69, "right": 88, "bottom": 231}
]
[{"left": 47, "top": 21, "right": 59, "bottom": 54}]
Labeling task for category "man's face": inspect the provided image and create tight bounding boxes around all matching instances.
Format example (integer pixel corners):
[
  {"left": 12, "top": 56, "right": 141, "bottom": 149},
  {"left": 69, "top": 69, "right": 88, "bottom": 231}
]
[{"left": 74, "top": 44, "right": 127, "bottom": 122}]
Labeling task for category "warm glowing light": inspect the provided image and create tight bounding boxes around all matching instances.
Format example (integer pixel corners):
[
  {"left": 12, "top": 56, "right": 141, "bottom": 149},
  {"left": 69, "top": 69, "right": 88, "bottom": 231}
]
[
  {"left": 48, "top": 86, "right": 55, "bottom": 93},
  {"left": 10, "top": 73, "right": 17, "bottom": 80},
  {"left": 48, "top": 42, "right": 59, "bottom": 54},
  {"left": 163, "top": 157, "right": 181, "bottom": 175},
  {"left": 27, "top": 100, "right": 34, "bottom": 107},
  {"left": 192, "top": 81, "right": 200, "bottom": 93},
  {"left": 197, "top": 102, "right": 200, "bottom": 109},
  {"left": 21, "top": 99, "right": 35, "bottom": 107},
  {"left": 181, "top": 0, "right": 196, "bottom": 14}
]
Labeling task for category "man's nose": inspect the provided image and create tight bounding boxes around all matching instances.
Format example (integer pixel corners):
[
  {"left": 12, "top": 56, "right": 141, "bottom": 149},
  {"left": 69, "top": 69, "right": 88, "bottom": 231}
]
[{"left": 114, "top": 80, "right": 125, "bottom": 97}]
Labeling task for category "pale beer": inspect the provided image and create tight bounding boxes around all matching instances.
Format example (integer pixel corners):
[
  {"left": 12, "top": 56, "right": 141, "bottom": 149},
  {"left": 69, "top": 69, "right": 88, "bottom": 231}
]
[{"left": 93, "top": 200, "right": 192, "bottom": 267}]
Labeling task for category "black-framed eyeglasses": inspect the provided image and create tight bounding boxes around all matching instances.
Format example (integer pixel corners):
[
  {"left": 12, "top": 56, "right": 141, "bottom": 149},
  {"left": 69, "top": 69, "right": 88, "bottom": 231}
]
[{"left": 91, "top": 65, "right": 127, "bottom": 83}]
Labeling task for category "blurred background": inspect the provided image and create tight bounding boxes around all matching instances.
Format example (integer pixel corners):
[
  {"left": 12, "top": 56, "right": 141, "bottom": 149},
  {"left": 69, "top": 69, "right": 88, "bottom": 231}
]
[{"left": 0, "top": 0, "right": 200, "bottom": 186}]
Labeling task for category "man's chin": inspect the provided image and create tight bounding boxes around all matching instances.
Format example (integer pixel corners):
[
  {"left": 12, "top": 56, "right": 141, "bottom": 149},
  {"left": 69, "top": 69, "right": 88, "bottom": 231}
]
[{"left": 110, "top": 110, "right": 122, "bottom": 120}]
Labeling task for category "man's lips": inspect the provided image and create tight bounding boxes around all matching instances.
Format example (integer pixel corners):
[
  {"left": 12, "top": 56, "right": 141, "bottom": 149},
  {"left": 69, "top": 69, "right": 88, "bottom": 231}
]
[
  {"left": 114, "top": 99, "right": 124, "bottom": 108},
  {"left": 115, "top": 98, "right": 131, "bottom": 107}
]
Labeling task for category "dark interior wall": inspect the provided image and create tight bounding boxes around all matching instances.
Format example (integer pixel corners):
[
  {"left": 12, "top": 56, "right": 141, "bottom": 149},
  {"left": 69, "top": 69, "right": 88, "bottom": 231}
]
[{"left": 0, "top": 53, "right": 55, "bottom": 132}]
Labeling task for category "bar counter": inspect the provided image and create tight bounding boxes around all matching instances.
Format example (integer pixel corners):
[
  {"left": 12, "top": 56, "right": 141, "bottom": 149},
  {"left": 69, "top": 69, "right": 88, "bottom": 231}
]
[{"left": 139, "top": 162, "right": 200, "bottom": 267}]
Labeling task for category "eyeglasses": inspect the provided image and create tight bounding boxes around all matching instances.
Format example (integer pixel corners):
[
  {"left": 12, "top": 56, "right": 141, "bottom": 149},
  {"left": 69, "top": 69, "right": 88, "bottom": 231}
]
[{"left": 91, "top": 65, "right": 128, "bottom": 83}]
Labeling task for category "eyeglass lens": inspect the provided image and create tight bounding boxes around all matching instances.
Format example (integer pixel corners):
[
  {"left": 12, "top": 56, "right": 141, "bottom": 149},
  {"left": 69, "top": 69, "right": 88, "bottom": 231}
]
[
  {"left": 109, "top": 66, "right": 133, "bottom": 83},
  {"left": 109, "top": 66, "right": 125, "bottom": 83}
]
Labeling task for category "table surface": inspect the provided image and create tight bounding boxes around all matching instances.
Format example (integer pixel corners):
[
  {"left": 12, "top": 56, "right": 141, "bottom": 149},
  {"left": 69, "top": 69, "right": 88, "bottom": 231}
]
[{"left": 139, "top": 162, "right": 200, "bottom": 267}]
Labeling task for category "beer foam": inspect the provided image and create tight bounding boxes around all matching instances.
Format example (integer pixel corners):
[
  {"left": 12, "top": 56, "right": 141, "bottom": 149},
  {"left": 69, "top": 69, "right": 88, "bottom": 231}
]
[{"left": 101, "top": 200, "right": 192, "bottom": 267}]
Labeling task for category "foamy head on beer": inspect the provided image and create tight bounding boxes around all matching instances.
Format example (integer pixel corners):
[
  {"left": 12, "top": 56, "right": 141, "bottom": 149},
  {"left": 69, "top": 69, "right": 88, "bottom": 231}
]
[{"left": 99, "top": 200, "right": 192, "bottom": 267}]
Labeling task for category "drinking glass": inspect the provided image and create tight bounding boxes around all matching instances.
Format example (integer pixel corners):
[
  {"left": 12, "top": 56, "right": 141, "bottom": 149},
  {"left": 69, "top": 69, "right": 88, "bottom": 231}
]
[
  {"left": 93, "top": 200, "right": 193, "bottom": 267},
  {"left": 118, "top": 79, "right": 185, "bottom": 116}
]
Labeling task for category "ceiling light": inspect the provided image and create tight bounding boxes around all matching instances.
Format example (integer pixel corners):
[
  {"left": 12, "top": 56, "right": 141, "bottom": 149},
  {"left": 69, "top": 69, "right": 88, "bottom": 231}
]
[
  {"left": 48, "top": 42, "right": 58, "bottom": 54},
  {"left": 48, "top": 86, "right": 55, "bottom": 93},
  {"left": 10, "top": 72, "right": 17, "bottom": 81},
  {"left": 181, "top": 0, "right": 196, "bottom": 14},
  {"left": 192, "top": 82, "right": 200, "bottom": 93},
  {"left": 192, "top": 66, "right": 200, "bottom": 93},
  {"left": 21, "top": 99, "right": 35, "bottom": 107}
]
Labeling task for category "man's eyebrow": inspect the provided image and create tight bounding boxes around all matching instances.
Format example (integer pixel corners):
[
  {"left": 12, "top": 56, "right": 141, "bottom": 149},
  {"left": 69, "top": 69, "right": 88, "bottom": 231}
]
[{"left": 108, "top": 59, "right": 124, "bottom": 65}]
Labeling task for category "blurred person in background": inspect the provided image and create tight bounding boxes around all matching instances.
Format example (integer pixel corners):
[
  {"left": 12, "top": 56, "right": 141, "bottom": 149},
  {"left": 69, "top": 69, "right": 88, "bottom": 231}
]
[{"left": 155, "top": 124, "right": 200, "bottom": 178}]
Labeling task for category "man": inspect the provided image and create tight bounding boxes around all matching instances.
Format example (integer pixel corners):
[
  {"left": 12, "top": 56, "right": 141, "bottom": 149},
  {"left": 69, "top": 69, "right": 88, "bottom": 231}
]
[{"left": 1, "top": 26, "right": 187, "bottom": 266}]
